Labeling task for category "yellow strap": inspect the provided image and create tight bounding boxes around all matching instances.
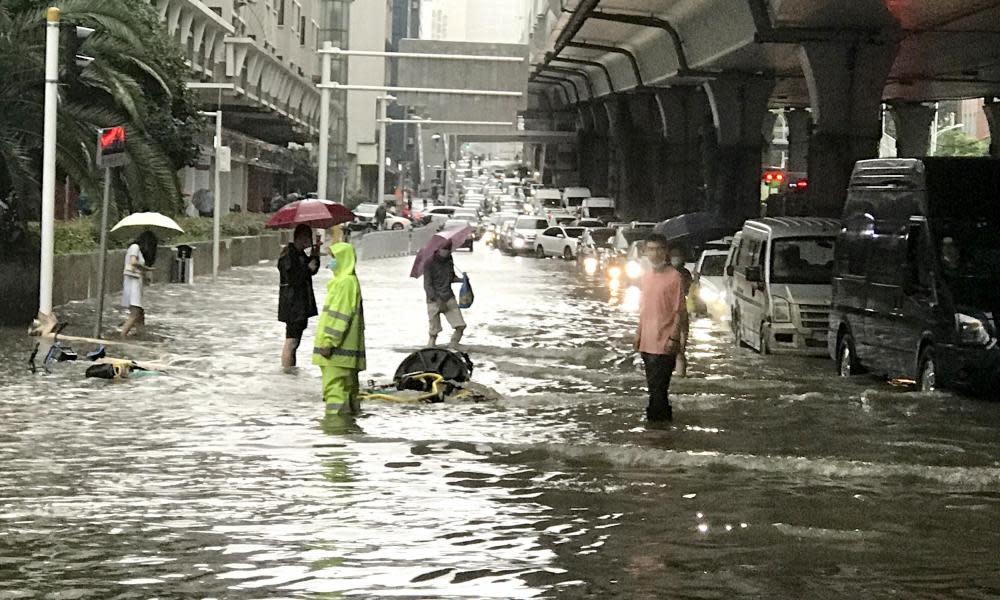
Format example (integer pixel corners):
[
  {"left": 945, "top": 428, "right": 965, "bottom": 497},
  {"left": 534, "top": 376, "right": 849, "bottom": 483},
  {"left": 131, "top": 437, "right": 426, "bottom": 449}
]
[{"left": 359, "top": 373, "right": 445, "bottom": 403}]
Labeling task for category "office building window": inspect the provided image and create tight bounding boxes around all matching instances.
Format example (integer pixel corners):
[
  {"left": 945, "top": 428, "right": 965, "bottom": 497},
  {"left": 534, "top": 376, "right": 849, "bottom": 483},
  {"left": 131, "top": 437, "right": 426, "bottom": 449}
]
[
  {"left": 277, "top": 0, "right": 284, "bottom": 25},
  {"left": 300, "top": 16, "right": 306, "bottom": 45}
]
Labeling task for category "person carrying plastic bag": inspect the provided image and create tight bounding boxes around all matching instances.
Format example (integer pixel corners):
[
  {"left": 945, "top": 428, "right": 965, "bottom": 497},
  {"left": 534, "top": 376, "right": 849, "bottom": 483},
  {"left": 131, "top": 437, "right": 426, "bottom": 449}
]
[{"left": 313, "top": 242, "right": 366, "bottom": 414}]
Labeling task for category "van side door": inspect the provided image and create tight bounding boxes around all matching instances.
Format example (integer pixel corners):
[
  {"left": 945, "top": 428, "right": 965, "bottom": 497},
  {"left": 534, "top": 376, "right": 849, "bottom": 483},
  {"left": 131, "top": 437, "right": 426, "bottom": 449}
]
[
  {"left": 734, "top": 234, "right": 766, "bottom": 344},
  {"left": 834, "top": 210, "right": 872, "bottom": 362}
]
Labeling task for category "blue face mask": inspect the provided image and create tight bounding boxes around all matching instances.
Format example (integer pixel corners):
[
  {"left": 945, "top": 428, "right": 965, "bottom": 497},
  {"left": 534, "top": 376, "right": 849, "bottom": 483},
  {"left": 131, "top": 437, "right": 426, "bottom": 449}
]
[{"left": 327, "top": 258, "right": 337, "bottom": 271}]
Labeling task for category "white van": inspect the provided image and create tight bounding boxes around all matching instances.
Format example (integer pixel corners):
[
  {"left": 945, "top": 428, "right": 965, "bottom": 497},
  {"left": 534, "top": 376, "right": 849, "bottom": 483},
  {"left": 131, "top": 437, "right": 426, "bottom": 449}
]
[
  {"left": 581, "top": 197, "right": 615, "bottom": 221},
  {"left": 561, "top": 187, "right": 592, "bottom": 213},
  {"left": 729, "top": 217, "right": 839, "bottom": 355}
]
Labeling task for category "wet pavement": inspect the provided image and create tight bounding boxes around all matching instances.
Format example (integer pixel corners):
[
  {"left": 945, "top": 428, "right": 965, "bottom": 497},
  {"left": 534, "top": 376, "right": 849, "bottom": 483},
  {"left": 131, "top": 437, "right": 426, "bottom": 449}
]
[{"left": 2, "top": 246, "right": 1000, "bottom": 599}]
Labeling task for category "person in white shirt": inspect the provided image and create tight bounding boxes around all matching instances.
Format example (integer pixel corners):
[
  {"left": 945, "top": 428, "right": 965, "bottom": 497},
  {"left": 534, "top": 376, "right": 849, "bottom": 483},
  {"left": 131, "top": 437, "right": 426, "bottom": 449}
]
[{"left": 120, "top": 230, "right": 157, "bottom": 338}]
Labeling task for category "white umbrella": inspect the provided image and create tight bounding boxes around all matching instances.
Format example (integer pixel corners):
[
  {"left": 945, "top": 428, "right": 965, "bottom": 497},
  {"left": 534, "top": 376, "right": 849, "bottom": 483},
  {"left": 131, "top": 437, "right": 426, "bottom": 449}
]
[{"left": 109, "top": 212, "right": 185, "bottom": 240}]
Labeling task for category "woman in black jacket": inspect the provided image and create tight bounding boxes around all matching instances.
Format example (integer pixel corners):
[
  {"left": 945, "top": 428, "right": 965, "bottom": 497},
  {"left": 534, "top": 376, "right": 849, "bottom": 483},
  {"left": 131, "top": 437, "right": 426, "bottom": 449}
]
[{"left": 278, "top": 224, "right": 320, "bottom": 368}]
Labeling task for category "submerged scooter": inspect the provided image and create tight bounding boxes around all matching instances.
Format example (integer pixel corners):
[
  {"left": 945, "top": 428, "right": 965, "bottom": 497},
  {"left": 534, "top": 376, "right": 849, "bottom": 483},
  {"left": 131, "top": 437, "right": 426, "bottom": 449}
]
[{"left": 361, "top": 347, "right": 497, "bottom": 404}]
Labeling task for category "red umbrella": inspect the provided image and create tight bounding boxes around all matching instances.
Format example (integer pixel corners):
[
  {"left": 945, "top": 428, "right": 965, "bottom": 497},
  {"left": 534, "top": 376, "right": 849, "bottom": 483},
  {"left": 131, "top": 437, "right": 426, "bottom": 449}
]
[
  {"left": 410, "top": 224, "right": 474, "bottom": 278},
  {"left": 266, "top": 199, "right": 355, "bottom": 229}
]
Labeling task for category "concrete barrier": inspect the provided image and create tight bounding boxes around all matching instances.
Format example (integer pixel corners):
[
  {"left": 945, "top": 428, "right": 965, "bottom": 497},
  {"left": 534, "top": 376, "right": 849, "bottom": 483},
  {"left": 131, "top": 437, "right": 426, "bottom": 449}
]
[{"left": 351, "top": 226, "right": 441, "bottom": 262}]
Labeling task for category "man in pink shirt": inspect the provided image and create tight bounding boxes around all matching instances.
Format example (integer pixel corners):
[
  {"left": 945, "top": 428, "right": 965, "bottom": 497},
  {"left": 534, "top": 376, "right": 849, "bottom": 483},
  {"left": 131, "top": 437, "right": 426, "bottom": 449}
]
[{"left": 634, "top": 234, "right": 687, "bottom": 422}]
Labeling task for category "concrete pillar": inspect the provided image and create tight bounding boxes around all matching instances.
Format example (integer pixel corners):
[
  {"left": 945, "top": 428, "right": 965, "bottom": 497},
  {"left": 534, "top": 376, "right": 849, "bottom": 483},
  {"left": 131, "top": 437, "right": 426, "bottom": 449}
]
[
  {"left": 590, "top": 102, "right": 611, "bottom": 195},
  {"left": 575, "top": 106, "right": 596, "bottom": 190},
  {"left": 890, "top": 102, "right": 935, "bottom": 157},
  {"left": 800, "top": 40, "right": 897, "bottom": 216},
  {"left": 785, "top": 108, "right": 811, "bottom": 173},
  {"left": 983, "top": 99, "right": 1000, "bottom": 158},
  {"left": 704, "top": 76, "right": 776, "bottom": 225},
  {"left": 655, "top": 87, "right": 708, "bottom": 219}
]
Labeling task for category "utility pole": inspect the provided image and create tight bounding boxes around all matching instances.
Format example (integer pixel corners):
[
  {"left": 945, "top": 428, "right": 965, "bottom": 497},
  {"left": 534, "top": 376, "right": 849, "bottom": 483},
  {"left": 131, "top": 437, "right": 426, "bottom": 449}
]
[
  {"left": 36, "top": 7, "right": 60, "bottom": 330},
  {"left": 376, "top": 95, "right": 395, "bottom": 205},
  {"left": 317, "top": 41, "right": 332, "bottom": 198}
]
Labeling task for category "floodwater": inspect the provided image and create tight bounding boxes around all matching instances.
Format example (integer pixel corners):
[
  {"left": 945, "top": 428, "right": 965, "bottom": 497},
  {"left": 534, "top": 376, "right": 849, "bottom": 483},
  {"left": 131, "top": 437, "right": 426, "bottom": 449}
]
[{"left": 2, "top": 246, "right": 1000, "bottom": 599}]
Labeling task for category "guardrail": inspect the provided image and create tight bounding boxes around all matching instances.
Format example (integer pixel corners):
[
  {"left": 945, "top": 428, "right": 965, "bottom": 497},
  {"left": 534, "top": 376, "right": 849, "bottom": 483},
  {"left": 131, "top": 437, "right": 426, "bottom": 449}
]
[{"left": 351, "top": 226, "right": 439, "bottom": 261}]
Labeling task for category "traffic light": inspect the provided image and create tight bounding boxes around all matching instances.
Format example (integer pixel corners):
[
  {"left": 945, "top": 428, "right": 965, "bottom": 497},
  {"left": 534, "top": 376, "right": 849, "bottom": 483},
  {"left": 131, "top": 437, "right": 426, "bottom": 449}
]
[{"left": 97, "top": 126, "right": 128, "bottom": 168}]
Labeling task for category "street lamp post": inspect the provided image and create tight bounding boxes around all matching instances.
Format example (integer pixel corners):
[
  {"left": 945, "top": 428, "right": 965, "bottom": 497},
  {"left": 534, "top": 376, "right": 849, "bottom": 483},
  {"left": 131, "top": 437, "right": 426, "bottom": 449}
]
[
  {"left": 376, "top": 95, "right": 395, "bottom": 207},
  {"left": 36, "top": 7, "right": 61, "bottom": 331},
  {"left": 317, "top": 41, "right": 332, "bottom": 199}
]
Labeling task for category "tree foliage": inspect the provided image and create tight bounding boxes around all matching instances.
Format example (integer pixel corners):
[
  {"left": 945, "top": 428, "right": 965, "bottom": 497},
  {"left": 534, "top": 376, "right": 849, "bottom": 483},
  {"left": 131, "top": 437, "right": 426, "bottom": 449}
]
[
  {"left": 934, "top": 129, "right": 989, "bottom": 157},
  {"left": 0, "top": 0, "right": 204, "bottom": 236}
]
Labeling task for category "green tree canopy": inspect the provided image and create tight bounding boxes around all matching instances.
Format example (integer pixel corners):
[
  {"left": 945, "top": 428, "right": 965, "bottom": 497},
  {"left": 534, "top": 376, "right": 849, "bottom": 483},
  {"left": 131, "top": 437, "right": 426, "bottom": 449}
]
[
  {"left": 0, "top": 0, "right": 204, "bottom": 227},
  {"left": 934, "top": 129, "right": 989, "bottom": 157}
]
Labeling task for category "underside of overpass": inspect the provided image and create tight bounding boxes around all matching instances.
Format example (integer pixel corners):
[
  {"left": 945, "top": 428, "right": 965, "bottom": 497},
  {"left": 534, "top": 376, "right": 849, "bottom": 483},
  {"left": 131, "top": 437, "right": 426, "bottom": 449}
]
[{"left": 524, "top": 0, "right": 1000, "bottom": 224}]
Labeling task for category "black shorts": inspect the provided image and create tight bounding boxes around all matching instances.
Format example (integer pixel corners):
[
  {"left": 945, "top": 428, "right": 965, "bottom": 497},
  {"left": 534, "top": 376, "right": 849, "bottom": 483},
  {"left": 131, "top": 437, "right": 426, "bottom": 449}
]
[{"left": 285, "top": 320, "right": 308, "bottom": 340}]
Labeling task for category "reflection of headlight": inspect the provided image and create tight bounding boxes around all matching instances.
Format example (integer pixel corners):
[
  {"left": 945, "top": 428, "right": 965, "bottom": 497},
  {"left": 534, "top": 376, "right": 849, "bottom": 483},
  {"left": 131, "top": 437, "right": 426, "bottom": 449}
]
[
  {"left": 608, "top": 266, "right": 622, "bottom": 280},
  {"left": 698, "top": 286, "right": 719, "bottom": 303},
  {"left": 957, "top": 313, "right": 992, "bottom": 346},
  {"left": 772, "top": 296, "right": 791, "bottom": 322},
  {"left": 513, "top": 238, "right": 525, "bottom": 249},
  {"left": 719, "top": 289, "right": 727, "bottom": 303},
  {"left": 584, "top": 257, "right": 598, "bottom": 275},
  {"left": 622, "top": 285, "right": 641, "bottom": 312},
  {"left": 625, "top": 260, "right": 643, "bottom": 280}
]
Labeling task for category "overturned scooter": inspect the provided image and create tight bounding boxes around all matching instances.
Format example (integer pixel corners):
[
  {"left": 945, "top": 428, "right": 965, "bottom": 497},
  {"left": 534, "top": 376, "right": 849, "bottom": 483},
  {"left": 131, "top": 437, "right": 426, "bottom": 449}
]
[{"left": 360, "top": 347, "right": 498, "bottom": 404}]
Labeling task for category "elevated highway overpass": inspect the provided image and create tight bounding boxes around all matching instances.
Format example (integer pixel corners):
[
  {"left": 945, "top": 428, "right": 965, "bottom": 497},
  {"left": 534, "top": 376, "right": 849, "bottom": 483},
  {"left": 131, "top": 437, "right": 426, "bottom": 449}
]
[{"left": 524, "top": 0, "right": 1000, "bottom": 223}]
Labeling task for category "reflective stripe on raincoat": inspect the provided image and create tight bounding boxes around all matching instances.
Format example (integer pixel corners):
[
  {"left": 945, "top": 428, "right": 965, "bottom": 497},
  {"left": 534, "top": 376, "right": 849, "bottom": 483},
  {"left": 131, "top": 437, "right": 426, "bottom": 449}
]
[{"left": 312, "top": 242, "right": 366, "bottom": 371}]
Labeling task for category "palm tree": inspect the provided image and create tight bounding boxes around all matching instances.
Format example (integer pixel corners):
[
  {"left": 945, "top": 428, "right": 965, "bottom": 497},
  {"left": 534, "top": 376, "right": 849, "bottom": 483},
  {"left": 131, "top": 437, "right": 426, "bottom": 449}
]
[{"left": 0, "top": 0, "right": 202, "bottom": 233}]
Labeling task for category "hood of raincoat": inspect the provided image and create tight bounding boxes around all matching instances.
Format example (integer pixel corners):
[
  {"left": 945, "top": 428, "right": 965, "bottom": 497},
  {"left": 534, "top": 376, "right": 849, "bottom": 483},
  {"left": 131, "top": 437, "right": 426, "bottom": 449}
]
[{"left": 329, "top": 242, "right": 357, "bottom": 279}]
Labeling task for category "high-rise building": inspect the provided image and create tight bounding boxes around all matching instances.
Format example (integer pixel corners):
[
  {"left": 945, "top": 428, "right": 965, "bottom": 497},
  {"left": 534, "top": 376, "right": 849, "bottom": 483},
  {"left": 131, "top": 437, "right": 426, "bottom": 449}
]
[
  {"left": 419, "top": 0, "right": 531, "bottom": 44},
  {"left": 161, "top": 0, "right": 330, "bottom": 212}
]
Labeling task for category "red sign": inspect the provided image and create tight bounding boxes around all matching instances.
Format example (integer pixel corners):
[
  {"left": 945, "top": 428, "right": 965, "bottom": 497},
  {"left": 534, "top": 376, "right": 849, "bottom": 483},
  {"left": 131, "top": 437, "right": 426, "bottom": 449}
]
[{"left": 97, "top": 126, "right": 128, "bottom": 168}]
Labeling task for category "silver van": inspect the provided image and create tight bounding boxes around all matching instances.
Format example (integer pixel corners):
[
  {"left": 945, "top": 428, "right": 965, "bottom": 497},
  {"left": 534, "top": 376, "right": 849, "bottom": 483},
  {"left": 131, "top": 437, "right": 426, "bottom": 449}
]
[{"left": 729, "top": 218, "right": 839, "bottom": 354}]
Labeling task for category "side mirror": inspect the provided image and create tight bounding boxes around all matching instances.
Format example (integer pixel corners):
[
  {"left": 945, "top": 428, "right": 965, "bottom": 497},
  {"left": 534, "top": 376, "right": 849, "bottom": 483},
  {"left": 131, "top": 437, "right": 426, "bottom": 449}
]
[
  {"left": 726, "top": 265, "right": 735, "bottom": 276},
  {"left": 745, "top": 266, "right": 763, "bottom": 282}
]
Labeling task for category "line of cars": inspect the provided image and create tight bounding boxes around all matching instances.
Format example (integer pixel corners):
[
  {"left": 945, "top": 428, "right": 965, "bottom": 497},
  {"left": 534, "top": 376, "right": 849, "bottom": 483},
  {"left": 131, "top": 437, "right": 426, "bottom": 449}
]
[{"left": 561, "top": 157, "right": 1000, "bottom": 397}]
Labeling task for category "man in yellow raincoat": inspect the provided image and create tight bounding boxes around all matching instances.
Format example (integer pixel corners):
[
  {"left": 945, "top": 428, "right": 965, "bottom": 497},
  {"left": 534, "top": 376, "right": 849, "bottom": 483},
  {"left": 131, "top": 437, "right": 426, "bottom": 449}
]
[{"left": 313, "top": 242, "right": 366, "bottom": 414}]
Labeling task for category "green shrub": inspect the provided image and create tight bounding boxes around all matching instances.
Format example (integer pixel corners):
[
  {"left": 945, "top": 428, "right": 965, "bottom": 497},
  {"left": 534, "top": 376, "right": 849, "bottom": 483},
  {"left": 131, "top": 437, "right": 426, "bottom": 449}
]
[{"left": 52, "top": 213, "right": 272, "bottom": 254}]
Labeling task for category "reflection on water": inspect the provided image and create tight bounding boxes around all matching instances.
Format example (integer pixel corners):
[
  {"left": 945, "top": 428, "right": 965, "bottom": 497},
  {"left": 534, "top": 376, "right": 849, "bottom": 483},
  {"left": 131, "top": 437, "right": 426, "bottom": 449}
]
[{"left": 2, "top": 249, "right": 1000, "bottom": 598}]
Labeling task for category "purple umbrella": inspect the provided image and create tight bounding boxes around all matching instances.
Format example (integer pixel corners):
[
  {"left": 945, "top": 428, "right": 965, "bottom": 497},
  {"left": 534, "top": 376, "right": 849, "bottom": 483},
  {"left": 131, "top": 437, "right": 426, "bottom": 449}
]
[{"left": 410, "top": 224, "right": 474, "bottom": 278}]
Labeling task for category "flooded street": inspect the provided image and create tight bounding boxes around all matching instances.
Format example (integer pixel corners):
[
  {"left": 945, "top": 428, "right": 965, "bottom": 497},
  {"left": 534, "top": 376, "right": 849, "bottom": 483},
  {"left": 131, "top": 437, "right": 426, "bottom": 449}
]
[{"left": 2, "top": 248, "right": 1000, "bottom": 599}]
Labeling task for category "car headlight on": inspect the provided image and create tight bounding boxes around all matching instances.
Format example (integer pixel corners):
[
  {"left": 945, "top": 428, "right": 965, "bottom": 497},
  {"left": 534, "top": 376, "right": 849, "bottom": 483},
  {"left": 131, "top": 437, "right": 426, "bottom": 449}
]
[
  {"left": 625, "top": 260, "right": 643, "bottom": 280},
  {"left": 956, "top": 313, "right": 992, "bottom": 346},
  {"left": 771, "top": 296, "right": 792, "bottom": 322},
  {"left": 513, "top": 237, "right": 525, "bottom": 249},
  {"left": 698, "top": 286, "right": 719, "bottom": 304},
  {"left": 584, "top": 257, "right": 598, "bottom": 275},
  {"left": 608, "top": 266, "right": 622, "bottom": 280}
]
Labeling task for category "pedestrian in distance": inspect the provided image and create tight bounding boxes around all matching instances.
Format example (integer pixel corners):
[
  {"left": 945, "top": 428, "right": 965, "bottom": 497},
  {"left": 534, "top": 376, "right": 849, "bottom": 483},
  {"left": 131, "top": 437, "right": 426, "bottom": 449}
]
[
  {"left": 278, "top": 224, "right": 320, "bottom": 368},
  {"left": 634, "top": 234, "right": 687, "bottom": 422},
  {"left": 669, "top": 244, "right": 693, "bottom": 377},
  {"left": 423, "top": 240, "right": 466, "bottom": 348},
  {"left": 120, "top": 230, "right": 158, "bottom": 338},
  {"left": 313, "top": 242, "right": 366, "bottom": 415},
  {"left": 374, "top": 203, "right": 387, "bottom": 231}
]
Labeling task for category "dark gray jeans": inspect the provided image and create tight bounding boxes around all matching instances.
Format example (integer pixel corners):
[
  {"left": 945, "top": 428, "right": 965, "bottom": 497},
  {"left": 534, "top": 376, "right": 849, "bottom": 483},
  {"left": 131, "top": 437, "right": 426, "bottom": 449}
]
[{"left": 641, "top": 352, "right": 677, "bottom": 421}]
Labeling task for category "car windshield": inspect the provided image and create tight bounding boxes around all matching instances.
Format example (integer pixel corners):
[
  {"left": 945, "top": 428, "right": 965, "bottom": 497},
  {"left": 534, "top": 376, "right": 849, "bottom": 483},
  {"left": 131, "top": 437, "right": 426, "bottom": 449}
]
[
  {"left": 770, "top": 237, "right": 835, "bottom": 284},
  {"left": 540, "top": 198, "right": 561, "bottom": 208},
  {"left": 566, "top": 196, "right": 585, "bottom": 207},
  {"left": 516, "top": 217, "right": 548, "bottom": 229},
  {"left": 587, "top": 206, "right": 615, "bottom": 219},
  {"left": 934, "top": 222, "right": 1000, "bottom": 307},
  {"left": 699, "top": 254, "right": 728, "bottom": 276},
  {"left": 564, "top": 227, "right": 585, "bottom": 238},
  {"left": 355, "top": 203, "right": 377, "bottom": 213},
  {"left": 585, "top": 228, "right": 615, "bottom": 248},
  {"left": 621, "top": 228, "right": 648, "bottom": 244}
]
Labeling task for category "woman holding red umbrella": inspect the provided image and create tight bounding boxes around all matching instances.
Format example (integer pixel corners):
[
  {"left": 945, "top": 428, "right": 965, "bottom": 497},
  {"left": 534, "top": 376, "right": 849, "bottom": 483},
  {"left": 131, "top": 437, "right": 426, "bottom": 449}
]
[{"left": 278, "top": 224, "right": 320, "bottom": 368}]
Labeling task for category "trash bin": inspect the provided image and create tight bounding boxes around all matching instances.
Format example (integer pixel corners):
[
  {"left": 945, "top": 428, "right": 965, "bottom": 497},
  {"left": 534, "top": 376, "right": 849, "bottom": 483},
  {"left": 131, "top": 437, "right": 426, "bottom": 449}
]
[{"left": 170, "top": 244, "right": 195, "bottom": 284}]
